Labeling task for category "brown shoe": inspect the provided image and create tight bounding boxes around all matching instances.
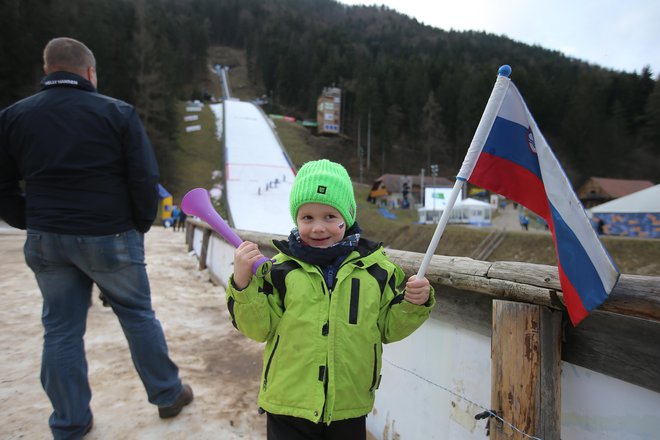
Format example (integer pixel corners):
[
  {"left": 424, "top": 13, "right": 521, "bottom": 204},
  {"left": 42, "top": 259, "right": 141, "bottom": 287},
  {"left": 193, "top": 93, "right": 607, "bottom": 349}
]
[{"left": 158, "top": 384, "right": 193, "bottom": 419}]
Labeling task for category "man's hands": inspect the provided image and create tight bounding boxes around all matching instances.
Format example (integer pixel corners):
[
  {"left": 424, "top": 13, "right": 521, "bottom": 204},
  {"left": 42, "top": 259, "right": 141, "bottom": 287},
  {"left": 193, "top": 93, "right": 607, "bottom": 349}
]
[
  {"left": 404, "top": 275, "right": 431, "bottom": 305},
  {"left": 233, "top": 241, "right": 265, "bottom": 290}
]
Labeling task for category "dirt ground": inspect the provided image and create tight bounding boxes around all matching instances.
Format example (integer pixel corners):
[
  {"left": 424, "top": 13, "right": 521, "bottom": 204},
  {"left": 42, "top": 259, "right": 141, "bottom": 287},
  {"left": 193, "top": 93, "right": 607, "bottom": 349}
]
[{"left": 0, "top": 225, "right": 267, "bottom": 439}]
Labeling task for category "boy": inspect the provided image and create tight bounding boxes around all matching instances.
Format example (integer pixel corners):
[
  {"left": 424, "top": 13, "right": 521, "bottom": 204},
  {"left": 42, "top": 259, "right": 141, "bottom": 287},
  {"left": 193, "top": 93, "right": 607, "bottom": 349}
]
[{"left": 227, "top": 159, "right": 434, "bottom": 439}]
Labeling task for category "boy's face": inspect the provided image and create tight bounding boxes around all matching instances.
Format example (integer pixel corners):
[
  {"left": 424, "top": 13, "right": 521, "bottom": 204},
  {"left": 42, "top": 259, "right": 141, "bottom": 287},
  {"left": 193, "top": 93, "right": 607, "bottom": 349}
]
[{"left": 296, "top": 203, "right": 346, "bottom": 248}]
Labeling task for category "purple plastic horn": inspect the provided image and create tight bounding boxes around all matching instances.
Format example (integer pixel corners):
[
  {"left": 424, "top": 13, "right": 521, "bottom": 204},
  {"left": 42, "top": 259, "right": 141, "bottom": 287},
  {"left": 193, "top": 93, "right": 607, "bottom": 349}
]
[{"left": 181, "top": 188, "right": 272, "bottom": 277}]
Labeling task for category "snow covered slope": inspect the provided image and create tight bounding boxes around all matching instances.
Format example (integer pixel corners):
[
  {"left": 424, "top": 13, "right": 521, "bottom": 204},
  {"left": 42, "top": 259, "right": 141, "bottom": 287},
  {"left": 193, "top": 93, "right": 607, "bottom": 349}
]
[{"left": 213, "top": 100, "right": 296, "bottom": 236}]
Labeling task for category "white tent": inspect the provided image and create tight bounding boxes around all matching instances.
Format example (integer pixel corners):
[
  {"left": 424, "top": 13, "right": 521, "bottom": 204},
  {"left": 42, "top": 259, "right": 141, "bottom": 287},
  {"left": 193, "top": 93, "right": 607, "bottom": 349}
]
[
  {"left": 450, "top": 197, "right": 492, "bottom": 225},
  {"left": 591, "top": 184, "right": 660, "bottom": 213},
  {"left": 418, "top": 197, "right": 492, "bottom": 225}
]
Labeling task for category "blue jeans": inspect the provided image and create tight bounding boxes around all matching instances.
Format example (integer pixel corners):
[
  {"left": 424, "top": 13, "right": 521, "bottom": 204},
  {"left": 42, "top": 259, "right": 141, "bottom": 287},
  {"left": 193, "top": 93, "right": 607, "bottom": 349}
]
[{"left": 24, "top": 229, "right": 182, "bottom": 439}]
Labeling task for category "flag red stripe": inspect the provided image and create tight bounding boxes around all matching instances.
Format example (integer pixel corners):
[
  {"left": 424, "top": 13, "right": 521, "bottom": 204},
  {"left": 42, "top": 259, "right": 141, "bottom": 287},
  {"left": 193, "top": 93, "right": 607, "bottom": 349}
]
[
  {"left": 470, "top": 152, "right": 550, "bottom": 219},
  {"left": 557, "top": 263, "right": 589, "bottom": 325}
]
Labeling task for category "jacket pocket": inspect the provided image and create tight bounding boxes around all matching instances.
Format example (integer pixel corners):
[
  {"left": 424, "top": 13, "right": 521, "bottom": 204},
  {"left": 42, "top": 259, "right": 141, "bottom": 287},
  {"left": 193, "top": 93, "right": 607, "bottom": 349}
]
[
  {"left": 78, "top": 231, "right": 136, "bottom": 272},
  {"left": 24, "top": 231, "right": 46, "bottom": 273},
  {"left": 263, "top": 334, "right": 280, "bottom": 391}
]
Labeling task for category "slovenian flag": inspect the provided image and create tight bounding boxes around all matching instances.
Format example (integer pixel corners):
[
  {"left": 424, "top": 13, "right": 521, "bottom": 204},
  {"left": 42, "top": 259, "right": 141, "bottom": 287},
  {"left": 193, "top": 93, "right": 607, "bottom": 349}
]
[{"left": 457, "top": 66, "right": 619, "bottom": 325}]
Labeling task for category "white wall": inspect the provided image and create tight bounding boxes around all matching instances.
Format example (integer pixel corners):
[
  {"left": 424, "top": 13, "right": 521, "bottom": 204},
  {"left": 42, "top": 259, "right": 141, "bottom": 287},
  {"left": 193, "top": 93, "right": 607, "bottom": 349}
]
[
  {"left": 190, "top": 227, "right": 235, "bottom": 287},
  {"left": 367, "top": 319, "right": 492, "bottom": 439},
  {"left": 560, "top": 363, "right": 659, "bottom": 440}
]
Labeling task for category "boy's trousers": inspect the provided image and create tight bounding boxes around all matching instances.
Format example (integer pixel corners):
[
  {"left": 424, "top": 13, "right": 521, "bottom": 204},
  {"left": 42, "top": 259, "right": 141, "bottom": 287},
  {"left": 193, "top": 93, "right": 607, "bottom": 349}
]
[{"left": 266, "top": 412, "right": 366, "bottom": 440}]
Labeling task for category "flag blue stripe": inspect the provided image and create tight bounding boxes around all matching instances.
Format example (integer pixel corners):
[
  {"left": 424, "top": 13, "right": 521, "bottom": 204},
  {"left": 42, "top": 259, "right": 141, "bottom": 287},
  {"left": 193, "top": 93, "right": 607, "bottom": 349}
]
[
  {"left": 550, "top": 203, "right": 609, "bottom": 311},
  {"left": 483, "top": 117, "right": 542, "bottom": 181}
]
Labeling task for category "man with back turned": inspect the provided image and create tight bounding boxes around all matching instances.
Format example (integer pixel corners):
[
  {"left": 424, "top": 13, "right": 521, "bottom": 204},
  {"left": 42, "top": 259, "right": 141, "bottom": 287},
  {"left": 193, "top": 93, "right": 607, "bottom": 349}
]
[{"left": 0, "top": 37, "right": 192, "bottom": 439}]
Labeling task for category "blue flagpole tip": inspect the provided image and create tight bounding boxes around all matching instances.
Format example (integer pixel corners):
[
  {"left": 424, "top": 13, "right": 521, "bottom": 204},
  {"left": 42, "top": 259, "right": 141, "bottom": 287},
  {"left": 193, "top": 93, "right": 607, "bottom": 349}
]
[{"left": 498, "top": 65, "right": 512, "bottom": 77}]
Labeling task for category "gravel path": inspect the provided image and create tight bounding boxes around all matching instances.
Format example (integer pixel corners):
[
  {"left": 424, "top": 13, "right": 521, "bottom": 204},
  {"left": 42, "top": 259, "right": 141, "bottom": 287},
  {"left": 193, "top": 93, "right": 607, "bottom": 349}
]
[{"left": 0, "top": 225, "right": 266, "bottom": 439}]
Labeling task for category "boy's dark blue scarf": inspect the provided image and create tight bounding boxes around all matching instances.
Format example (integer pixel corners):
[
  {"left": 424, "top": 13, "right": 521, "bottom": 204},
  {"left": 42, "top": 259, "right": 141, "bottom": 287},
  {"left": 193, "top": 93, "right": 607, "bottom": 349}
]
[{"left": 287, "top": 222, "right": 361, "bottom": 266}]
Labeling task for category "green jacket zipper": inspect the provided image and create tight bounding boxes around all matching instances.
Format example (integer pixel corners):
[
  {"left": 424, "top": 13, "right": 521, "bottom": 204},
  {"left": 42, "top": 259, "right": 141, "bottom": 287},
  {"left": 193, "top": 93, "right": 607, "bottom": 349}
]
[
  {"left": 369, "top": 343, "right": 378, "bottom": 393},
  {"left": 263, "top": 334, "right": 280, "bottom": 391}
]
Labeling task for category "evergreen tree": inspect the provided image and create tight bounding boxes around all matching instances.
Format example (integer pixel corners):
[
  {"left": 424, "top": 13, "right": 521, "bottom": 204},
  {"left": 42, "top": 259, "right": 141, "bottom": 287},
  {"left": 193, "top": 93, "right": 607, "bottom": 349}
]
[{"left": 420, "top": 91, "right": 448, "bottom": 172}]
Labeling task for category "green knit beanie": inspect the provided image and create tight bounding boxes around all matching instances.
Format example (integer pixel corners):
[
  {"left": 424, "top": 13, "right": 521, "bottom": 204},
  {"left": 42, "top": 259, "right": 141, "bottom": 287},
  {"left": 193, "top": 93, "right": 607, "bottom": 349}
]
[{"left": 290, "top": 159, "right": 357, "bottom": 228}]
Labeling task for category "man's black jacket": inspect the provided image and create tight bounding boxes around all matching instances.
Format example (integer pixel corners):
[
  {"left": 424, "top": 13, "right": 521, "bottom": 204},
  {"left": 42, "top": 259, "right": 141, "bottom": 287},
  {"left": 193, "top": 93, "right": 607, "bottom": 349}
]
[{"left": 0, "top": 71, "right": 159, "bottom": 234}]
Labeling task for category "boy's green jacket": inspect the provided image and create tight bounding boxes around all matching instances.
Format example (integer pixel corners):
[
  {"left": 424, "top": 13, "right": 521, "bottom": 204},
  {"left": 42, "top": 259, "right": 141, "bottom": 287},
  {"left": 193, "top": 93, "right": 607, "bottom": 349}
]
[{"left": 226, "top": 238, "right": 435, "bottom": 424}]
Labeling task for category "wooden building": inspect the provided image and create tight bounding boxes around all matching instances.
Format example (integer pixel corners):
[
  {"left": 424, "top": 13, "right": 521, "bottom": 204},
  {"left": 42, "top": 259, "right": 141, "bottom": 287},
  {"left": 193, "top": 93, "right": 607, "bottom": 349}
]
[
  {"left": 577, "top": 176, "right": 654, "bottom": 208},
  {"left": 316, "top": 86, "right": 341, "bottom": 135},
  {"left": 369, "top": 174, "right": 453, "bottom": 209}
]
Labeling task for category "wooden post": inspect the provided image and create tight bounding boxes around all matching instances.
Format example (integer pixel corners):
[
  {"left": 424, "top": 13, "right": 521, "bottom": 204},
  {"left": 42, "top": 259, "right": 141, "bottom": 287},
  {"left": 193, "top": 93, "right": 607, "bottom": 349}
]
[
  {"left": 185, "top": 221, "right": 194, "bottom": 251},
  {"left": 198, "top": 229, "right": 212, "bottom": 270},
  {"left": 491, "top": 300, "right": 562, "bottom": 440}
]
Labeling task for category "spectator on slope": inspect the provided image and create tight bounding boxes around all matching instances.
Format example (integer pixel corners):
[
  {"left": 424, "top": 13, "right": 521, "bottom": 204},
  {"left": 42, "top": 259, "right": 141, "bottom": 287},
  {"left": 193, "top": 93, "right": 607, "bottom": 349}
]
[
  {"left": 226, "top": 159, "right": 435, "bottom": 440},
  {"left": 171, "top": 204, "right": 180, "bottom": 230},
  {"left": 519, "top": 213, "right": 530, "bottom": 231},
  {"left": 175, "top": 208, "right": 187, "bottom": 232}
]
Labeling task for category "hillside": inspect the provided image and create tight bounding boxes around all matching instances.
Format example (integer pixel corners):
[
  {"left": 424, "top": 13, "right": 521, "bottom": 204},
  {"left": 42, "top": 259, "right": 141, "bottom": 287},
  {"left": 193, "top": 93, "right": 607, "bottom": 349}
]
[
  {"left": 278, "top": 121, "right": 660, "bottom": 276},
  {"left": 3, "top": 0, "right": 658, "bottom": 186},
  {"left": 164, "top": 45, "right": 660, "bottom": 276},
  {"left": 202, "top": 0, "right": 659, "bottom": 185}
]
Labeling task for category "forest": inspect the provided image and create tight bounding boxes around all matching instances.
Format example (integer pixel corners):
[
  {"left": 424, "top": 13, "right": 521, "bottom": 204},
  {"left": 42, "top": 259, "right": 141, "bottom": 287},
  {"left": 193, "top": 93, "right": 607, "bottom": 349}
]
[{"left": 2, "top": 0, "right": 659, "bottom": 185}]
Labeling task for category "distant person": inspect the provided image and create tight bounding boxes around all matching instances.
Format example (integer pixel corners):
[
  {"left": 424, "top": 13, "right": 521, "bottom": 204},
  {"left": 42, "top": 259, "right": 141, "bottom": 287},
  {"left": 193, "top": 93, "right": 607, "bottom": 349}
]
[
  {"left": 0, "top": 37, "right": 192, "bottom": 438},
  {"left": 596, "top": 217, "right": 605, "bottom": 235},
  {"left": 175, "top": 209, "right": 187, "bottom": 232},
  {"left": 171, "top": 204, "right": 180, "bottom": 230},
  {"left": 519, "top": 213, "right": 529, "bottom": 231},
  {"left": 227, "top": 159, "right": 435, "bottom": 439}
]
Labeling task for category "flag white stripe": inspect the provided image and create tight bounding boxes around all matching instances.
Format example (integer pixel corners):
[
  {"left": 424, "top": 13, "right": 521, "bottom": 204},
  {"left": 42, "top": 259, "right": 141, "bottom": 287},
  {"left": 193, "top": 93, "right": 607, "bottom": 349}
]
[{"left": 457, "top": 75, "right": 511, "bottom": 180}]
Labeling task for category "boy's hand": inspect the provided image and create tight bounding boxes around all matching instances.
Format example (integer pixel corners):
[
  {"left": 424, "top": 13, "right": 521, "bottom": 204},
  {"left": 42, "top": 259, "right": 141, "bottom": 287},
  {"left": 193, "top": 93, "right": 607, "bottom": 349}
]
[
  {"left": 233, "top": 241, "right": 265, "bottom": 290},
  {"left": 404, "top": 275, "right": 431, "bottom": 305}
]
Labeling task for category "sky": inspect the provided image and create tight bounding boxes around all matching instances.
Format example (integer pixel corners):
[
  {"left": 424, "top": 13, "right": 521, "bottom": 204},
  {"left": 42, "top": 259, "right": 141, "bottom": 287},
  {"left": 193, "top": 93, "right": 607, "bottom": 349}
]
[{"left": 338, "top": 0, "right": 660, "bottom": 77}]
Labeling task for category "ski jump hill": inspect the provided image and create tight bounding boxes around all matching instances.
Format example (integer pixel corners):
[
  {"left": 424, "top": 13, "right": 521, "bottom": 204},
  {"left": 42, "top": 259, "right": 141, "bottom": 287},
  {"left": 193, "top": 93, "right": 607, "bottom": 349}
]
[{"left": 211, "top": 99, "right": 296, "bottom": 236}]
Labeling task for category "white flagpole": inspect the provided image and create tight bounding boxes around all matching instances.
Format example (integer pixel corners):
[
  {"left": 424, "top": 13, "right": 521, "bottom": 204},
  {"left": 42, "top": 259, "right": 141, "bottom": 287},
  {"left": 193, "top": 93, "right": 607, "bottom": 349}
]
[
  {"left": 416, "top": 65, "right": 513, "bottom": 279},
  {"left": 415, "top": 178, "right": 464, "bottom": 279}
]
